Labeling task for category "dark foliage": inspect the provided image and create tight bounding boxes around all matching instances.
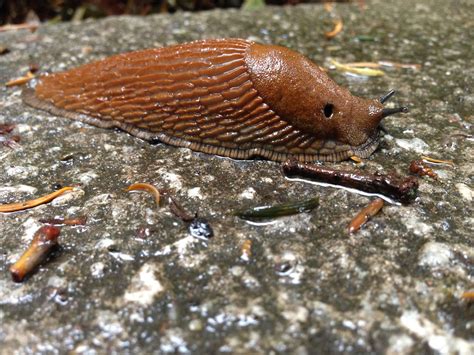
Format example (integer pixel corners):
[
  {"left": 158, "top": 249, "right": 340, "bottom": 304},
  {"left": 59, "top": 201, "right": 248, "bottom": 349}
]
[{"left": 0, "top": 0, "right": 352, "bottom": 26}]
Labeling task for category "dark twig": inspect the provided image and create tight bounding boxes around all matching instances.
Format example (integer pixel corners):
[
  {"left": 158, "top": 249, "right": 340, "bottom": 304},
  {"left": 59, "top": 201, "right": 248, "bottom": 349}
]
[
  {"left": 166, "top": 195, "right": 213, "bottom": 240},
  {"left": 0, "top": 123, "right": 16, "bottom": 134},
  {"left": 282, "top": 160, "right": 418, "bottom": 204},
  {"left": 168, "top": 195, "right": 194, "bottom": 222}
]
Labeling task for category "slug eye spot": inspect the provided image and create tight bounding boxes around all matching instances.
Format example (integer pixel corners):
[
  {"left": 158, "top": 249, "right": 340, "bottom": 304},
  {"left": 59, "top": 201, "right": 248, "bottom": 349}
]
[{"left": 323, "top": 104, "right": 334, "bottom": 119}]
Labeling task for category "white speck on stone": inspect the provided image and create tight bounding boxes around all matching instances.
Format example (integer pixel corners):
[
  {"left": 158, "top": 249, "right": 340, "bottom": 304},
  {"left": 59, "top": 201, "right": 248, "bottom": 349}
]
[
  {"left": 15, "top": 124, "right": 32, "bottom": 134},
  {"left": 66, "top": 206, "right": 82, "bottom": 215},
  {"left": 77, "top": 171, "right": 99, "bottom": 185},
  {"left": 73, "top": 345, "right": 92, "bottom": 354},
  {"left": 188, "top": 319, "right": 203, "bottom": 331},
  {"left": 455, "top": 183, "right": 473, "bottom": 201},
  {"left": 281, "top": 305, "right": 309, "bottom": 323},
  {"left": 342, "top": 319, "right": 357, "bottom": 330},
  {"left": 433, "top": 169, "right": 451, "bottom": 180},
  {"left": 400, "top": 310, "right": 474, "bottom": 355},
  {"left": 51, "top": 188, "right": 84, "bottom": 206},
  {"left": 387, "top": 334, "right": 415, "bottom": 354},
  {"left": 240, "top": 187, "right": 256, "bottom": 200},
  {"left": 96, "top": 310, "right": 124, "bottom": 337},
  {"left": 0, "top": 279, "right": 33, "bottom": 305},
  {"left": 124, "top": 263, "right": 165, "bottom": 305},
  {"left": 90, "top": 262, "right": 106, "bottom": 278},
  {"left": 160, "top": 330, "right": 190, "bottom": 353},
  {"left": 110, "top": 252, "right": 135, "bottom": 262},
  {"left": 187, "top": 187, "right": 203, "bottom": 200},
  {"left": 129, "top": 311, "right": 145, "bottom": 323},
  {"left": 46, "top": 146, "right": 62, "bottom": 154},
  {"left": 230, "top": 266, "right": 244, "bottom": 277},
  {"left": 418, "top": 242, "right": 453, "bottom": 268},
  {"left": 144, "top": 207, "right": 159, "bottom": 225},
  {"left": 403, "top": 214, "right": 433, "bottom": 236},
  {"left": 154, "top": 235, "right": 197, "bottom": 256},
  {"left": 20, "top": 217, "right": 42, "bottom": 244},
  {"left": 46, "top": 275, "right": 67, "bottom": 288},
  {"left": 0, "top": 184, "right": 37, "bottom": 198},
  {"left": 395, "top": 138, "right": 429, "bottom": 153},
  {"left": 161, "top": 171, "right": 183, "bottom": 190},
  {"left": 95, "top": 237, "right": 115, "bottom": 250},
  {"left": 86, "top": 193, "right": 113, "bottom": 206},
  {"left": 6, "top": 165, "right": 39, "bottom": 179}
]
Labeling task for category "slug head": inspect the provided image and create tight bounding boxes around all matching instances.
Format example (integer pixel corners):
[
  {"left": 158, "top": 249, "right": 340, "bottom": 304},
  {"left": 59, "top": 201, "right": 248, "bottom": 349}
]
[{"left": 246, "top": 43, "right": 407, "bottom": 153}]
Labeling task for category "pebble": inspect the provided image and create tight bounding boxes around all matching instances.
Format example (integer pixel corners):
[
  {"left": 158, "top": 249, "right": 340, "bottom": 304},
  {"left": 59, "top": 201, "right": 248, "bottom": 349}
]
[
  {"left": 418, "top": 242, "right": 453, "bottom": 268},
  {"left": 455, "top": 183, "right": 473, "bottom": 201},
  {"left": 123, "top": 262, "right": 165, "bottom": 305},
  {"left": 395, "top": 137, "right": 429, "bottom": 153}
]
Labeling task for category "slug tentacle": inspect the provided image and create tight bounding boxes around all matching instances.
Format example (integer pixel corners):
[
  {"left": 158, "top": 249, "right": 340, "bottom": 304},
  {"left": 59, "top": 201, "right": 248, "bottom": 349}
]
[
  {"left": 22, "top": 38, "right": 408, "bottom": 162},
  {"left": 381, "top": 106, "right": 409, "bottom": 118},
  {"left": 379, "top": 89, "right": 396, "bottom": 104}
]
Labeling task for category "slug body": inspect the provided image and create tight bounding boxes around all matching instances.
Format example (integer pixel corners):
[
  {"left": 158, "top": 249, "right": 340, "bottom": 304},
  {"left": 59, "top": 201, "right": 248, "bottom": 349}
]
[{"left": 23, "top": 39, "right": 406, "bottom": 162}]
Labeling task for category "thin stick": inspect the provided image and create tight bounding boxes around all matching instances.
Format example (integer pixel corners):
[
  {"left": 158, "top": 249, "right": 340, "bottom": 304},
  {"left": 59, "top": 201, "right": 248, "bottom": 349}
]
[
  {"left": 0, "top": 23, "right": 39, "bottom": 33},
  {"left": 421, "top": 155, "right": 455, "bottom": 166},
  {"left": 348, "top": 198, "right": 384, "bottom": 234},
  {"left": 0, "top": 187, "right": 74, "bottom": 213}
]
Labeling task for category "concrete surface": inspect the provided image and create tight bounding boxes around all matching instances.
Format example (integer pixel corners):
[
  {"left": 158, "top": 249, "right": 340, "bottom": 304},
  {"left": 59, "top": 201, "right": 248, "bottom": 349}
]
[{"left": 0, "top": 0, "right": 473, "bottom": 353}]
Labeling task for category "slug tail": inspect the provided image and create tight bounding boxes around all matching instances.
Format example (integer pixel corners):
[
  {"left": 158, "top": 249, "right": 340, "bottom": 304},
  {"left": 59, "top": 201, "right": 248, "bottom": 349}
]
[{"left": 22, "top": 88, "right": 116, "bottom": 129}]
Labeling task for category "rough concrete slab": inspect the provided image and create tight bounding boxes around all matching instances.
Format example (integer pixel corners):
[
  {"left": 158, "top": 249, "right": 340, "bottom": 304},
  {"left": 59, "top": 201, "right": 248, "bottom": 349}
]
[{"left": 0, "top": 0, "right": 473, "bottom": 353}]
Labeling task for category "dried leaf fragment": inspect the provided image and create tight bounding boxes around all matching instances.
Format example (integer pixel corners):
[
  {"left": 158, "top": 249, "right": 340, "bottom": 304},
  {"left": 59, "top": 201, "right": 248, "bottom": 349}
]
[
  {"left": 126, "top": 182, "right": 162, "bottom": 206},
  {"left": 330, "top": 59, "right": 385, "bottom": 77},
  {"left": 325, "top": 19, "right": 343, "bottom": 39},
  {"left": 241, "top": 239, "right": 252, "bottom": 261},
  {"left": 5, "top": 71, "right": 35, "bottom": 87},
  {"left": 236, "top": 197, "right": 319, "bottom": 220}
]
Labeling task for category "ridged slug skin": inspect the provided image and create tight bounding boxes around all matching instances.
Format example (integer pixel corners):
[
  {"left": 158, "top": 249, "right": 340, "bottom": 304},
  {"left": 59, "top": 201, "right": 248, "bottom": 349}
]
[{"left": 23, "top": 38, "right": 387, "bottom": 162}]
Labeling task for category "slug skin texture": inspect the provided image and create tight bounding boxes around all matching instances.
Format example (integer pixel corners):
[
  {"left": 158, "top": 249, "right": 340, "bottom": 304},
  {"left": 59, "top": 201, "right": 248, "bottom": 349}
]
[{"left": 23, "top": 39, "right": 388, "bottom": 162}]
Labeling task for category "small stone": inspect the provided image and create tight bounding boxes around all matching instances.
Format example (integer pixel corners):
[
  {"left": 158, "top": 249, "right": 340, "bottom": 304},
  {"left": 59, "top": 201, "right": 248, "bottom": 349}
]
[
  {"left": 418, "top": 242, "right": 453, "bottom": 268},
  {"left": 188, "top": 218, "right": 213, "bottom": 240},
  {"left": 455, "top": 183, "right": 473, "bottom": 201},
  {"left": 123, "top": 263, "right": 165, "bottom": 305},
  {"left": 239, "top": 187, "right": 256, "bottom": 200},
  {"left": 187, "top": 187, "right": 203, "bottom": 199},
  {"left": 188, "top": 319, "right": 203, "bottom": 331},
  {"left": 90, "top": 262, "right": 106, "bottom": 278},
  {"left": 395, "top": 138, "right": 429, "bottom": 153}
]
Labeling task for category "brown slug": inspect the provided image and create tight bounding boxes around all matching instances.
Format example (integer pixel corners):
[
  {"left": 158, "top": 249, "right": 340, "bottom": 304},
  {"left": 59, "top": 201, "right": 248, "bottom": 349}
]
[{"left": 22, "top": 38, "right": 407, "bottom": 162}]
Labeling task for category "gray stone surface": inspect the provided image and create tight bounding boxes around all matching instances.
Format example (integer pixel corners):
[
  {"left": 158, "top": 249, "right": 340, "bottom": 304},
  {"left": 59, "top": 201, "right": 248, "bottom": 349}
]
[{"left": 0, "top": 0, "right": 473, "bottom": 353}]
